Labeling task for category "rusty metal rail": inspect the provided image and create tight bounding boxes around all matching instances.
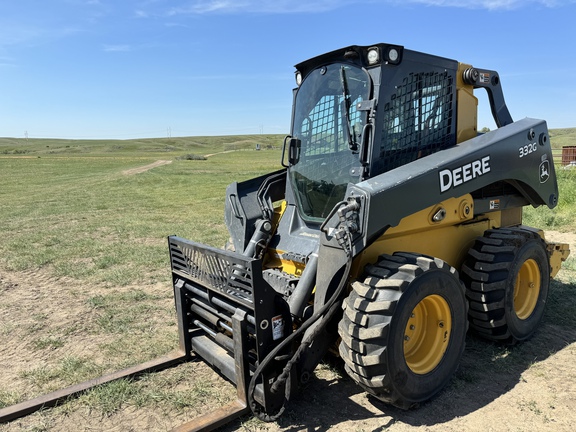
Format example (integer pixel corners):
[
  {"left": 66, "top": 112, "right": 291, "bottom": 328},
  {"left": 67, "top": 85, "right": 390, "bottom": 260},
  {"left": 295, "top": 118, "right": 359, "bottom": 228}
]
[
  {"left": 172, "top": 399, "right": 249, "bottom": 432},
  {"left": 0, "top": 347, "right": 251, "bottom": 431},
  {"left": 0, "top": 350, "right": 187, "bottom": 424}
]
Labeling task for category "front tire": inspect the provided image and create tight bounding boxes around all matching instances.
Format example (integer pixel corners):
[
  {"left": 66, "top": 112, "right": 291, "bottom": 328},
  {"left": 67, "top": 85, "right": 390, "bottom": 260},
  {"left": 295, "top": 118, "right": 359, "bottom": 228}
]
[
  {"left": 461, "top": 227, "right": 550, "bottom": 344},
  {"left": 338, "top": 253, "right": 468, "bottom": 408}
]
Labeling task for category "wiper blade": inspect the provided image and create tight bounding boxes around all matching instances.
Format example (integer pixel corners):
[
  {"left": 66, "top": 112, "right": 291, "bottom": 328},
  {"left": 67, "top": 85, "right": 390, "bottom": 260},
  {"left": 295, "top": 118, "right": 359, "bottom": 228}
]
[{"left": 340, "top": 66, "right": 358, "bottom": 153}]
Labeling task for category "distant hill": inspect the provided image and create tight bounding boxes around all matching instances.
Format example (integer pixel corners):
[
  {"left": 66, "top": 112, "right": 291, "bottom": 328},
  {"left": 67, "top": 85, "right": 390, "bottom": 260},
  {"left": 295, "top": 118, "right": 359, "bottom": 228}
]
[
  {"left": 0, "top": 134, "right": 285, "bottom": 157},
  {"left": 1, "top": 127, "right": 574, "bottom": 157},
  {"left": 549, "top": 128, "right": 576, "bottom": 148}
]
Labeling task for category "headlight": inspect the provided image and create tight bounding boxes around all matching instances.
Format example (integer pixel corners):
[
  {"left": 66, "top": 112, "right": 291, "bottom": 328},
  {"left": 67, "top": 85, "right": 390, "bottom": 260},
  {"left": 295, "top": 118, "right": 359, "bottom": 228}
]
[
  {"left": 386, "top": 47, "right": 401, "bottom": 64},
  {"left": 367, "top": 47, "right": 380, "bottom": 65},
  {"left": 295, "top": 71, "right": 303, "bottom": 86}
]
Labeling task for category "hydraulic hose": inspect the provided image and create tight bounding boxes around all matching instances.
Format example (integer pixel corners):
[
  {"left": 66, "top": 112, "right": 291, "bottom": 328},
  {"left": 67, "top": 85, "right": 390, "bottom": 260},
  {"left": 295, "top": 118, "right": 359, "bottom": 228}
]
[{"left": 247, "top": 246, "right": 354, "bottom": 421}]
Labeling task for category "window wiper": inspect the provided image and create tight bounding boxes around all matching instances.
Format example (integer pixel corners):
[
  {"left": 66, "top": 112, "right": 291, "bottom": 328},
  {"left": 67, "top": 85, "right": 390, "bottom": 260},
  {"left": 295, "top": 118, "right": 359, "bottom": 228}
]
[{"left": 340, "top": 66, "right": 358, "bottom": 152}]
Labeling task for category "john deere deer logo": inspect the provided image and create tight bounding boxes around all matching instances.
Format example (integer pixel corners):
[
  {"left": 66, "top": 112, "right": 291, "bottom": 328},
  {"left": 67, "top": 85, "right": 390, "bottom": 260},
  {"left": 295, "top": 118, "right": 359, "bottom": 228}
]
[{"left": 539, "top": 160, "right": 550, "bottom": 184}]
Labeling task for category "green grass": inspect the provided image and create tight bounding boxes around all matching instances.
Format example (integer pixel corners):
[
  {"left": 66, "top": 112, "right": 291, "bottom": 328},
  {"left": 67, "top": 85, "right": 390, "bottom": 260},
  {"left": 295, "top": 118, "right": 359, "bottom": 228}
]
[
  {"left": 0, "top": 135, "right": 283, "bottom": 419},
  {"left": 0, "top": 137, "right": 283, "bottom": 286},
  {"left": 0, "top": 390, "right": 20, "bottom": 409},
  {"left": 31, "top": 337, "right": 65, "bottom": 351},
  {"left": 19, "top": 356, "right": 104, "bottom": 391},
  {"left": 72, "top": 363, "right": 235, "bottom": 417}
]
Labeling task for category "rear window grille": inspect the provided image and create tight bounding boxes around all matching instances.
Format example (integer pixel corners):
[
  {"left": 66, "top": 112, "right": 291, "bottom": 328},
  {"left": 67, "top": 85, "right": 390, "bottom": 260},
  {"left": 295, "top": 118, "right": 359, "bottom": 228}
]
[{"left": 379, "top": 71, "right": 454, "bottom": 173}]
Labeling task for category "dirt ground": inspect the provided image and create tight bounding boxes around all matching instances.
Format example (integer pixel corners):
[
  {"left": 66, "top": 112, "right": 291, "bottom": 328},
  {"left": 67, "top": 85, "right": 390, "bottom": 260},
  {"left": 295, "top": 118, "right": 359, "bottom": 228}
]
[{"left": 1, "top": 231, "right": 575, "bottom": 432}]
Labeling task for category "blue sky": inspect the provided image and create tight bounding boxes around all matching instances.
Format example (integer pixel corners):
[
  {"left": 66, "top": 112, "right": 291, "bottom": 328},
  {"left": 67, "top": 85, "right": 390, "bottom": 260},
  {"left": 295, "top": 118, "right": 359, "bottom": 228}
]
[{"left": 1, "top": 0, "right": 575, "bottom": 139}]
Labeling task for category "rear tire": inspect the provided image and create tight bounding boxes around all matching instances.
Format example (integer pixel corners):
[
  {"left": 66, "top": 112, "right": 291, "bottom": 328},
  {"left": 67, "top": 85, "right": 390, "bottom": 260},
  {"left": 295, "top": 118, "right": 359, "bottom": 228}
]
[
  {"left": 338, "top": 252, "right": 468, "bottom": 408},
  {"left": 461, "top": 227, "right": 550, "bottom": 344}
]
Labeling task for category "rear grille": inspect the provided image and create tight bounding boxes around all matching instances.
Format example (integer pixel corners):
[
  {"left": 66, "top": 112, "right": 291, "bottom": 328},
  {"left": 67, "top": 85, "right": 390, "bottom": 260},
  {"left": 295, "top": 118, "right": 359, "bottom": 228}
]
[
  {"left": 378, "top": 70, "right": 455, "bottom": 174},
  {"left": 169, "top": 236, "right": 255, "bottom": 307}
]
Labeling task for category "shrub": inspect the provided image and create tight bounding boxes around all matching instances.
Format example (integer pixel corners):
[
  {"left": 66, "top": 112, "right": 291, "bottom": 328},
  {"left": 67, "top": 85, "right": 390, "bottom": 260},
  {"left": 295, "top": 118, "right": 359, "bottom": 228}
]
[{"left": 177, "top": 154, "right": 207, "bottom": 161}]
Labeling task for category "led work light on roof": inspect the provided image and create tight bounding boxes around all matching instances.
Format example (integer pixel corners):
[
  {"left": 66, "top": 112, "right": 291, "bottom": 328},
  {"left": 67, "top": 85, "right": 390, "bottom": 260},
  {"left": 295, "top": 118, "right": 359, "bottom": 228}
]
[
  {"left": 385, "top": 47, "right": 401, "bottom": 64},
  {"left": 295, "top": 71, "right": 303, "bottom": 86},
  {"left": 367, "top": 47, "right": 380, "bottom": 65}
]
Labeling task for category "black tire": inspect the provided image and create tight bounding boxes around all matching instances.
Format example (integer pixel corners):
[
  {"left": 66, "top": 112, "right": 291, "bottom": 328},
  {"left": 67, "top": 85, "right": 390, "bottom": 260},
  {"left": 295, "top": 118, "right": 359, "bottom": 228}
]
[
  {"left": 338, "top": 252, "right": 468, "bottom": 408},
  {"left": 461, "top": 227, "right": 550, "bottom": 344}
]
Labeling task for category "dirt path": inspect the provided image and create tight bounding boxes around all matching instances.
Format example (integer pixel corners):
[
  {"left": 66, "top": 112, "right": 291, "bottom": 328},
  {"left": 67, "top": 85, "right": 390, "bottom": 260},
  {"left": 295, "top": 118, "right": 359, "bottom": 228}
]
[
  {"left": 121, "top": 160, "right": 172, "bottom": 175},
  {"left": 1, "top": 231, "right": 574, "bottom": 431},
  {"left": 203, "top": 150, "right": 236, "bottom": 158},
  {"left": 119, "top": 152, "right": 237, "bottom": 176}
]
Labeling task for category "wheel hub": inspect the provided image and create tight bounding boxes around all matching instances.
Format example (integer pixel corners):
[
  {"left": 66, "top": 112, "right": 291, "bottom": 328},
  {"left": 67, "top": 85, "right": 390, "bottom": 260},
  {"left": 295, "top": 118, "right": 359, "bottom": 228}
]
[
  {"left": 404, "top": 294, "right": 452, "bottom": 375},
  {"left": 514, "top": 258, "right": 541, "bottom": 320}
]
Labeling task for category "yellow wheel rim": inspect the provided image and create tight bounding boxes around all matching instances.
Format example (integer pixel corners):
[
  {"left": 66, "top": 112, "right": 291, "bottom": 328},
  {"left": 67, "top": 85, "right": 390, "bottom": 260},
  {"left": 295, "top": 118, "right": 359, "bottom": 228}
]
[
  {"left": 404, "top": 294, "right": 452, "bottom": 375},
  {"left": 514, "top": 259, "right": 541, "bottom": 320}
]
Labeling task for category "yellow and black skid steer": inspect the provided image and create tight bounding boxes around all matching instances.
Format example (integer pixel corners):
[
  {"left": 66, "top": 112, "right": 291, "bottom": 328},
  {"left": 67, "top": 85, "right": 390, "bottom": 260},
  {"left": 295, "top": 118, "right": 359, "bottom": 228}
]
[
  {"left": 1, "top": 43, "right": 570, "bottom": 431},
  {"left": 167, "top": 43, "right": 570, "bottom": 426}
]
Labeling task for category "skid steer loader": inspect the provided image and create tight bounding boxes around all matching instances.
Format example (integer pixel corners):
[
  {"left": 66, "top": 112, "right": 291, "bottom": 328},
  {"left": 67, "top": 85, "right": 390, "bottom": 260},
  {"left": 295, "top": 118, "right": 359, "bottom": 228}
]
[
  {"left": 167, "top": 43, "right": 570, "bottom": 425},
  {"left": 0, "top": 43, "right": 570, "bottom": 431}
]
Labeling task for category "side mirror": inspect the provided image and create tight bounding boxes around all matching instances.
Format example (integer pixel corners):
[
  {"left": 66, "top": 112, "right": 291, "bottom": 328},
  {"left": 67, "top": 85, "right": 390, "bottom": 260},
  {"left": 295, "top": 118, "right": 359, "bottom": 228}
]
[
  {"left": 282, "top": 136, "right": 301, "bottom": 167},
  {"left": 289, "top": 137, "right": 301, "bottom": 165}
]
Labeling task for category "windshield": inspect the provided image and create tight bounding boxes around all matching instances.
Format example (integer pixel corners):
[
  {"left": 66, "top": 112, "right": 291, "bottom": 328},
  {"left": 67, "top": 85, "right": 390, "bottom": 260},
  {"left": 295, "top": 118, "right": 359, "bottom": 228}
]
[{"left": 290, "top": 63, "right": 371, "bottom": 221}]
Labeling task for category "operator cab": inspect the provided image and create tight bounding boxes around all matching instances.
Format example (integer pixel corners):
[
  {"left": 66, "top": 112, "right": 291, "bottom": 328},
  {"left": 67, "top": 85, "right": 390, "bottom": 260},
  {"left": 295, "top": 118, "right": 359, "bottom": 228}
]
[{"left": 287, "top": 44, "right": 459, "bottom": 223}]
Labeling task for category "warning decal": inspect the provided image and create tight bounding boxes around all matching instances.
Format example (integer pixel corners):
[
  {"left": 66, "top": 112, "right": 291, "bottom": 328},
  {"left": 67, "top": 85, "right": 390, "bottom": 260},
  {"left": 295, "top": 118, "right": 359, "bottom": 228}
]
[{"left": 272, "top": 315, "right": 284, "bottom": 341}]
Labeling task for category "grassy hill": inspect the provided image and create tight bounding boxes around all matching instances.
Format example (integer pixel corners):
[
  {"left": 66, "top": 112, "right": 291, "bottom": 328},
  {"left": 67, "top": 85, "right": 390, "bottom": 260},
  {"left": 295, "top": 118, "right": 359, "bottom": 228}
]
[
  {"left": 549, "top": 128, "right": 576, "bottom": 148},
  {"left": 1, "top": 126, "right": 574, "bottom": 158},
  {"left": 0, "top": 134, "right": 285, "bottom": 158}
]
